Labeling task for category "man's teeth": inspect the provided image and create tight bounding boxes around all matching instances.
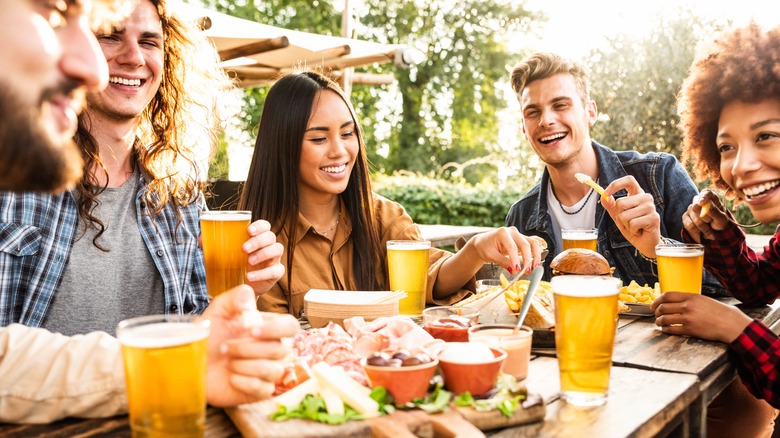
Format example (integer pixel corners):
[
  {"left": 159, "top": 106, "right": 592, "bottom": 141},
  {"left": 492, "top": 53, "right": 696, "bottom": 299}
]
[
  {"left": 109, "top": 77, "right": 141, "bottom": 87},
  {"left": 322, "top": 164, "right": 346, "bottom": 173},
  {"left": 540, "top": 133, "right": 565, "bottom": 143},
  {"left": 743, "top": 180, "right": 780, "bottom": 198}
]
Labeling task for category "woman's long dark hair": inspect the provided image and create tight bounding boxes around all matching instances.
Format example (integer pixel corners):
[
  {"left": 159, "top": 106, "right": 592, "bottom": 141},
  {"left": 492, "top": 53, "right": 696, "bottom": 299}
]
[{"left": 239, "top": 71, "right": 384, "bottom": 292}]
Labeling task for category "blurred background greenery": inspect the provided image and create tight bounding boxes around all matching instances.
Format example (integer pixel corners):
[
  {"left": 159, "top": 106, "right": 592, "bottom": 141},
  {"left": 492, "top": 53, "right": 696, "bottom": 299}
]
[{"left": 197, "top": 0, "right": 775, "bottom": 234}]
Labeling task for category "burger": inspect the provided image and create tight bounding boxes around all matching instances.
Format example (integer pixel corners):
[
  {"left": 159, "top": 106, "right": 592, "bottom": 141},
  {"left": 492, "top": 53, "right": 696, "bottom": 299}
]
[{"left": 550, "top": 248, "right": 614, "bottom": 276}]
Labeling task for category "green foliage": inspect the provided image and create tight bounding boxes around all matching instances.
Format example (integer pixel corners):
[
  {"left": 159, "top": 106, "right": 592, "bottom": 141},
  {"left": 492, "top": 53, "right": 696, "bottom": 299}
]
[
  {"left": 373, "top": 171, "right": 523, "bottom": 227},
  {"left": 586, "top": 10, "right": 724, "bottom": 157},
  {"left": 360, "top": 0, "right": 537, "bottom": 176}
]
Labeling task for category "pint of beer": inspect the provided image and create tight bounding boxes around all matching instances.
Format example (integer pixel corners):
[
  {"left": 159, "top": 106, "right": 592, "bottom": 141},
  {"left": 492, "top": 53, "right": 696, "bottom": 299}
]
[
  {"left": 200, "top": 210, "right": 251, "bottom": 297},
  {"left": 655, "top": 243, "right": 705, "bottom": 294},
  {"left": 117, "top": 315, "right": 211, "bottom": 437},
  {"left": 387, "top": 240, "right": 431, "bottom": 317},
  {"left": 561, "top": 228, "right": 598, "bottom": 251},
  {"left": 552, "top": 275, "right": 621, "bottom": 407}
]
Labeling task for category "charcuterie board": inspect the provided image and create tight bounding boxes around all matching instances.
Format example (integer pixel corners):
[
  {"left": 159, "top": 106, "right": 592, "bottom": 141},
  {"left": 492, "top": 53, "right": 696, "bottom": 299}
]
[{"left": 226, "top": 394, "right": 546, "bottom": 437}]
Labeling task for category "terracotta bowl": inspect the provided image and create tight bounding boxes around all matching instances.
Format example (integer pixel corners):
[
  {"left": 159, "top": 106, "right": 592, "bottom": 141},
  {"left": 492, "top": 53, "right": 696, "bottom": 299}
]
[
  {"left": 361, "top": 357, "right": 439, "bottom": 405},
  {"left": 436, "top": 344, "right": 507, "bottom": 396}
]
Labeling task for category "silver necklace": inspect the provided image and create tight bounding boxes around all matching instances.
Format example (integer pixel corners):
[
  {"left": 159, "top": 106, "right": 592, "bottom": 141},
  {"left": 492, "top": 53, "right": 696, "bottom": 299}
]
[
  {"left": 317, "top": 211, "right": 341, "bottom": 236},
  {"left": 550, "top": 179, "right": 595, "bottom": 215}
]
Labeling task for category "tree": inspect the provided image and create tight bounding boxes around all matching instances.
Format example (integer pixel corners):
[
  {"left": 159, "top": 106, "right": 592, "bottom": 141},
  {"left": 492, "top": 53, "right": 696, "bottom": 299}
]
[
  {"left": 359, "top": 0, "right": 536, "bottom": 178},
  {"left": 586, "top": 10, "right": 726, "bottom": 157}
]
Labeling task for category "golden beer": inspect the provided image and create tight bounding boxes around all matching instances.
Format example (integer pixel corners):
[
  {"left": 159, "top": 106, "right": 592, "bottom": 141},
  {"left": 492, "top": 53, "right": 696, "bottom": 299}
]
[
  {"left": 552, "top": 275, "right": 621, "bottom": 406},
  {"left": 387, "top": 240, "right": 431, "bottom": 316},
  {"left": 561, "top": 228, "right": 598, "bottom": 252},
  {"left": 200, "top": 211, "right": 251, "bottom": 297},
  {"left": 117, "top": 315, "right": 210, "bottom": 438},
  {"left": 655, "top": 244, "right": 704, "bottom": 294}
]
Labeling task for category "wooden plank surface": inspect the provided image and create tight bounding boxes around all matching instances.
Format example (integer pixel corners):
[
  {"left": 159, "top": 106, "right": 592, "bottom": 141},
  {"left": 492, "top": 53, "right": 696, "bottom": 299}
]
[{"left": 490, "top": 357, "right": 700, "bottom": 438}]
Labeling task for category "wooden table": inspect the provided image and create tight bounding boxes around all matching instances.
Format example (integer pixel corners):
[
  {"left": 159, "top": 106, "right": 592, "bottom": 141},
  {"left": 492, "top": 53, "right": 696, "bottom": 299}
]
[
  {"left": 418, "top": 224, "right": 495, "bottom": 248},
  {"left": 3, "top": 300, "right": 778, "bottom": 437}
]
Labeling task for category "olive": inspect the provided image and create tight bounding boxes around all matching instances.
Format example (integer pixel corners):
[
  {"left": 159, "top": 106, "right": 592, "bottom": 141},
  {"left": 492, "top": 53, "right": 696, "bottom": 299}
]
[
  {"left": 392, "top": 349, "right": 410, "bottom": 361},
  {"left": 366, "top": 352, "right": 390, "bottom": 367},
  {"left": 401, "top": 356, "right": 423, "bottom": 366}
]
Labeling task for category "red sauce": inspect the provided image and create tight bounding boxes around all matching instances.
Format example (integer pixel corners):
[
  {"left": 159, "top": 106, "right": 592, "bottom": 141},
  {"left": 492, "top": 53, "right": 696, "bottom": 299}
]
[{"left": 424, "top": 316, "right": 475, "bottom": 342}]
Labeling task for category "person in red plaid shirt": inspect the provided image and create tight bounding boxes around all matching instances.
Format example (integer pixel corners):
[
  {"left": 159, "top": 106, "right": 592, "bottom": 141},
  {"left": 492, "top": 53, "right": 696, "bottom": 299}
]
[{"left": 652, "top": 21, "right": 780, "bottom": 431}]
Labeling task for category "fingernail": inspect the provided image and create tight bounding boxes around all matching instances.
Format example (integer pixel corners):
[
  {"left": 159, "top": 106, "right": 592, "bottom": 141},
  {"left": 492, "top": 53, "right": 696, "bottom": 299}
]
[
  {"left": 515, "top": 264, "right": 521, "bottom": 272},
  {"left": 220, "top": 343, "right": 228, "bottom": 355},
  {"left": 507, "top": 266, "right": 514, "bottom": 274},
  {"left": 525, "top": 266, "right": 531, "bottom": 274}
]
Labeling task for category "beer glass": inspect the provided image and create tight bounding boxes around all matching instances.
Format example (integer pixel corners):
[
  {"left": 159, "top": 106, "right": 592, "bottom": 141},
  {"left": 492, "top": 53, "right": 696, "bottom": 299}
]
[
  {"left": 655, "top": 243, "right": 705, "bottom": 294},
  {"left": 468, "top": 324, "right": 533, "bottom": 380},
  {"left": 200, "top": 210, "right": 251, "bottom": 297},
  {"left": 561, "top": 228, "right": 598, "bottom": 251},
  {"left": 552, "top": 275, "right": 621, "bottom": 406},
  {"left": 117, "top": 315, "right": 211, "bottom": 437},
  {"left": 387, "top": 240, "right": 431, "bottom": 317}
]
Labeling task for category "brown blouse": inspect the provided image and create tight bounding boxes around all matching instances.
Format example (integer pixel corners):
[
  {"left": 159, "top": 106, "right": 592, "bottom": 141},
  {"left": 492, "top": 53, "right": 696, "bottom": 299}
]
[{"left": 257, "top": 194, "right": 475, "bottom": 317}]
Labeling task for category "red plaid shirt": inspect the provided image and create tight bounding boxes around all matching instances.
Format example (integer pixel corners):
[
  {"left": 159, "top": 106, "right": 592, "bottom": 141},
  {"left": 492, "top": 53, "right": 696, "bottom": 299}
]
[{"left": 684, "top": 224, "right": 780, "bottom": 407}]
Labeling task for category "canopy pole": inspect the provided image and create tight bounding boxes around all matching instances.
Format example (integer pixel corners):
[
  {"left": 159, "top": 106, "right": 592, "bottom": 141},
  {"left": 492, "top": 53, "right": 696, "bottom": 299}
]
[{"left": 340, "top": 0, "right": 353, "bottom": 96}]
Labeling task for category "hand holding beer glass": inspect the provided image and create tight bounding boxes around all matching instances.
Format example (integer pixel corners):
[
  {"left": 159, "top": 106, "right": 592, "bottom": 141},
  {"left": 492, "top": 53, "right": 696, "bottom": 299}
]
[
  {"left": 387, "top": 240, "right": 431, "bottom": 317},
  {"left": 117, "top": 315, "right": 210, "bottom": 437},
  {"left": 552, "top": 275, "right": 621, "bottom": 407},
  {"left": 200, "top": 210, "right": 251, "bottom": 297},
  {"left": 655, "top": 243, "right": 705, "bottom": 294},
  {"left": 561, "top": 228, "right": 598, "bottom": 251}
]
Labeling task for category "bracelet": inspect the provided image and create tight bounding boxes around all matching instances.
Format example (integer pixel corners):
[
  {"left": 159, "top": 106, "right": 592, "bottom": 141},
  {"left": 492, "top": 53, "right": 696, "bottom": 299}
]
[
  {"left": 636, "top": 248, "right": 657, "bottom": 264},
  {"left": 637, "top": 237, "right": 678, "bottom": 264}
]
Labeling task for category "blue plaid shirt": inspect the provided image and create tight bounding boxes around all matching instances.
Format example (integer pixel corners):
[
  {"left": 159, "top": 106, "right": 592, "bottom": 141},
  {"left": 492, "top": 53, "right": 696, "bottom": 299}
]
[{"left": 0, "top": 172, "right": 209, "bottom": 327}]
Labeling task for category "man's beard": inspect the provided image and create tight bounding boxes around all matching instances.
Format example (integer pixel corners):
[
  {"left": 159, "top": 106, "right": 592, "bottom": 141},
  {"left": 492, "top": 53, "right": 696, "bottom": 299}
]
[{"left": 0, "top": 80, "right": 84, "bottom": 193}]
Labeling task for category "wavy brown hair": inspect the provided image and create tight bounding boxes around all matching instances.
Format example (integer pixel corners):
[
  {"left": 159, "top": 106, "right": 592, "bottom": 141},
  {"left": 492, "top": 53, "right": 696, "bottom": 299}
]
[
  {"left": 238, "top": 70, "right": 385, "bottom": 292},
  {"left": 75, "top": 0, "right": 234, "bottom": 247},
  {"left": 678, "top": 22, "right": 780, "bottom": 199},
  {"left": 510, "top": 51, "right": 591, "bottom": 106}
]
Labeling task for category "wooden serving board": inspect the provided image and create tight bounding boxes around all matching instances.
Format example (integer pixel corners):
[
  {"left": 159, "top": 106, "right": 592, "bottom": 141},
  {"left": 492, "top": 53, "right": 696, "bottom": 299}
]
[{"left": 226, "top": 395, "right": 546, "bottom": 437}]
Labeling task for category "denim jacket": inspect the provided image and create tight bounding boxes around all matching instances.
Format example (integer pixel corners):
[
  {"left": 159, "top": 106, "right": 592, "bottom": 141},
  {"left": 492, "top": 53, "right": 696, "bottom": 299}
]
[{"left": 506, "top": 141, "right": 725, "bottom": 296}]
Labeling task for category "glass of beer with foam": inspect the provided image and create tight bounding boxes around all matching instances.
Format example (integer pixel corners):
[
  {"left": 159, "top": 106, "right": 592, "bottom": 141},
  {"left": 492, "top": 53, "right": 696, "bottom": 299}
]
[
  {"left": 655, "top": 243, "right": 705, "bottom": 294},
  {"left": 561, "top": 228, "right": 598, "bottom": 251},
  {"left": 117, "top": 314, "right": 210, "bottom": 437},
  {"left": 387, "top": 240, "right": 431, "bottom": 317},
  {"left": 200, "top": 210, "right": 251, "bottom": 297},
  {"left": 552, "top": 275, "right": 621, "bottom": 407}
]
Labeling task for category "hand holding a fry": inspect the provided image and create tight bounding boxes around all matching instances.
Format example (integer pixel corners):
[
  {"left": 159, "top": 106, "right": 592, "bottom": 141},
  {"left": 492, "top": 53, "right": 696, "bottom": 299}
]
[{"left": 682, "top": 189, "right": 731, "bottom": 242}]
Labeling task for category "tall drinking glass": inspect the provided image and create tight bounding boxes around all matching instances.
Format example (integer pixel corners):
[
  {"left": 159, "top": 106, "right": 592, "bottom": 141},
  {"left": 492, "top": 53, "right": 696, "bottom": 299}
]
[
  {"left": 117, "top": 315, "right": 211, "bottom": 437},
  {"left": 561, "top": 228, "right": 598, "bottom": 252},
  {"left": 655, "top": 243, "right": 705, "bottom": 294},
  {"left": 200, "top": 210, "right": 251, "bottom": 297},
  {"left": 552, "top": 275, "right": 621, "bottom": 407},
  {"left": 387, "top": 240, "right": 431, "bottom": 317}
]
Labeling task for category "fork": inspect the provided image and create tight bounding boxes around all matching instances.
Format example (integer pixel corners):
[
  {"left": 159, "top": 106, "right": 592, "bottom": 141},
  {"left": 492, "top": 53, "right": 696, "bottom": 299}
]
[{"left": 698, "top": 190, "right": 762, "bottom": 229}]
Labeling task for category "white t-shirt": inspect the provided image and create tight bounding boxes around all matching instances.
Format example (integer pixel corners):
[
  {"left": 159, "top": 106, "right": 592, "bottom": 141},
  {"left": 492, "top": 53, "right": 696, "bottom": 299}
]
[{"left": 547, "top": 182, "right": 597, "bottom": 252}]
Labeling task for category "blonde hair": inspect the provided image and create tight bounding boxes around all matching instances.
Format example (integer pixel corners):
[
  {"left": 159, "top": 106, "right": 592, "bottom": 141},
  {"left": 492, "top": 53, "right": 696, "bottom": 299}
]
[{"left": 510, "top": 52, "right": 591, "bottom": 106}]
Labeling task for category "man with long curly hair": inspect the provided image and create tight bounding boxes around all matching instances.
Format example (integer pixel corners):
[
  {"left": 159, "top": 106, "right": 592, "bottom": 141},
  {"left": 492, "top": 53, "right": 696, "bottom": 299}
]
[
  {"left": 653, "top": 22, "right": 780, "bottom": 437},
  {"left": 0, "top": 0, "right": 284, "bottom": 337}
]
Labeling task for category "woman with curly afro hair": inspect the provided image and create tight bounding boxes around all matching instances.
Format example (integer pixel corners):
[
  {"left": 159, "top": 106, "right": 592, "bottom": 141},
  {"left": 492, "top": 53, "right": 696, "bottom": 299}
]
[{"left": 652, "top": 22, "right": 780, "bottom": 432}]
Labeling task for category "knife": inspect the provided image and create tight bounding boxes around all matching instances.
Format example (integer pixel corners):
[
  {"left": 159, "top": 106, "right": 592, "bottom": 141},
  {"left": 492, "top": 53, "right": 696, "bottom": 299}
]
[{"left": 514, "top": 266, "right": 545, "bottom": 330}]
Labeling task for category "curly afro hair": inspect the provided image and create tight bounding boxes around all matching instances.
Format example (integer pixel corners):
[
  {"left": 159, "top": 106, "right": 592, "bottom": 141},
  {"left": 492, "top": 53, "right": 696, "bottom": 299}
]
[{"left": 678, "top": 22, "right": 780, "bottom": 199}]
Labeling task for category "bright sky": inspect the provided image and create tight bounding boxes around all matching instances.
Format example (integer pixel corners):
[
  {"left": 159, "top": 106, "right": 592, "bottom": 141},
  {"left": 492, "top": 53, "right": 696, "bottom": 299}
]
[{"left": 517, "top": 0, "right": 780, "bottom": 59}]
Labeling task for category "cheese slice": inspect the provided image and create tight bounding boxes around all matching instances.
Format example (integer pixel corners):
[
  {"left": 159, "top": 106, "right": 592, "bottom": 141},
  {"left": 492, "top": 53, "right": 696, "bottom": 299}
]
[
  {"left": 273, "top": 377, "right": 319, "bottom": 410},
  {"left": 312, "top": 362, "right": 379, "bottom": 417}
]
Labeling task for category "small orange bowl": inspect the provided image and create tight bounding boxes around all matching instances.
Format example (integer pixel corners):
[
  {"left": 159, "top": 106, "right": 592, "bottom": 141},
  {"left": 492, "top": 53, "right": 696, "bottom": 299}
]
[
  {"left": 361, "top": 357, "right": 439, "bottom": 405},
  {"left": 437, "top": 343, "right": 507, "bottom": 396}
]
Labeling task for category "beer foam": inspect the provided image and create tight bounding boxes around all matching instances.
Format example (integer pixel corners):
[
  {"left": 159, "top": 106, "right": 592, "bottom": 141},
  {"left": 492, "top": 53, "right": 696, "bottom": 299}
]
[
  {"left": 118, "top": 322, "right": 209, "bottom": 349},
  {"left": 561, "top": 232, "right": 597, "bottom": 240},
  {"left": 200, "top": 211, "right": 251, "bottom": 221},
  {"left": 387, "top": 242, "right": 430, "bottom": 250},
  {"left": 655, "top": 248, "right": 704, "bottom": 257},
  {"left": 551, "top": 275, "right": 621, "bottom": 297}
]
